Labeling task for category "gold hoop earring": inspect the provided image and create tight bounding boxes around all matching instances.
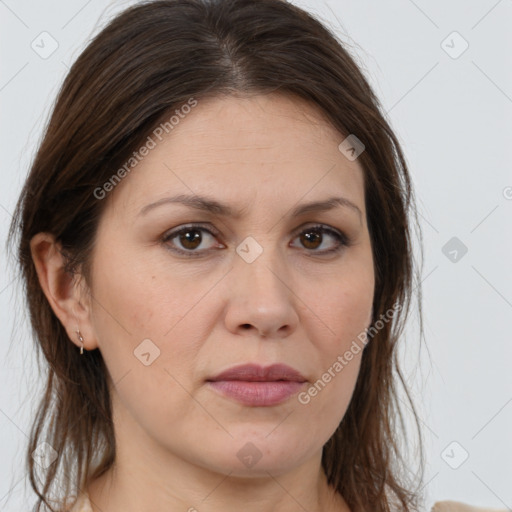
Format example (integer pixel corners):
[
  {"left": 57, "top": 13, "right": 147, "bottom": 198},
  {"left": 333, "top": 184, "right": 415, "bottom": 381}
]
[{"left": 76, "top": 329, "right": 84, "bottom": 355}]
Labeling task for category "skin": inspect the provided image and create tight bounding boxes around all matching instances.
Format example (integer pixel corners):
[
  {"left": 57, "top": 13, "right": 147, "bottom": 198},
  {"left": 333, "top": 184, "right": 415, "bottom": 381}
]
[{"left": 31, "top": 93, "right": 375, "bottom": 512}]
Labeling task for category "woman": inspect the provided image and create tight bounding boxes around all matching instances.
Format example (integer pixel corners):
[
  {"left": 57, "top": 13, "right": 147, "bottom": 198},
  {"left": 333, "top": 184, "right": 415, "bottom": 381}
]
[{"left": 8, "top": 0, "right": 429, "bottom": 510}]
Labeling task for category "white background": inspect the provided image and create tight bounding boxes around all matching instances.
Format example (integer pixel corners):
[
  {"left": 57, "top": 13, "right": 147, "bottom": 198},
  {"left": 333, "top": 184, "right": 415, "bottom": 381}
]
[{"left": 1, "top": 0, "right": 511, "bottom": 510}]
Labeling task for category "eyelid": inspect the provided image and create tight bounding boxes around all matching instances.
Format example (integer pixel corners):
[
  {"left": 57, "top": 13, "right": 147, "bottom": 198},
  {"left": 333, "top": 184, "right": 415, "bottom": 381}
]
[
  {"left": 161, "top": 222, "right": 351, "bottom": 256},
  {"left": 161, "top": 223, "right": 223, "bottom": 257}
]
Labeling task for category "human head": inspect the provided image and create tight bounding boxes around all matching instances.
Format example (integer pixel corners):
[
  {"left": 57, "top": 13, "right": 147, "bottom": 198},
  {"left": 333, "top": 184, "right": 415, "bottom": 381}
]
[{"left": 8, "top": 1, "right": 424, "bottom": 511}]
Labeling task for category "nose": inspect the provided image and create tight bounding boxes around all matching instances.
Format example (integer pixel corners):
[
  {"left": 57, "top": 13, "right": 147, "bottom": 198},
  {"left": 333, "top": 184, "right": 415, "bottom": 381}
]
[{"left": 223, "top": 244, "right": 299, "bottom": 339}]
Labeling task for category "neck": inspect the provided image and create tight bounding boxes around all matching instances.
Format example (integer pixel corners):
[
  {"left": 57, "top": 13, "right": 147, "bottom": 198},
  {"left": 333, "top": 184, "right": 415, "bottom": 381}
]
[{"left": 87, "top": 447, "right": 350, "bottom": 512}]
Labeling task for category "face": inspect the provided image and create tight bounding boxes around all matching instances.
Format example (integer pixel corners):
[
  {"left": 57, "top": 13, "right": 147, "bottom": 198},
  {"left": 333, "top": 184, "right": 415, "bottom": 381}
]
[{"left": 86, "top": 93, "right": 374, "bottom": 476}]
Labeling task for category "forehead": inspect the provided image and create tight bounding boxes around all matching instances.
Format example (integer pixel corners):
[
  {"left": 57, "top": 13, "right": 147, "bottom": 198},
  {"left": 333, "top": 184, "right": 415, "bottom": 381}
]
[
  {"left": 108, "top": 93, "right": 366, "bottom": 219},
  {"left": 158, "top": 93, "right": 351, "bottom": 161}
]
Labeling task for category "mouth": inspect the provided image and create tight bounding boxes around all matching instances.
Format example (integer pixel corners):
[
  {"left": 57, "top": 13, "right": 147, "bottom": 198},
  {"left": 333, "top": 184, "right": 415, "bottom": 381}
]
[{"left": 206, "top": 363, "right": 307, "bottom": 407}]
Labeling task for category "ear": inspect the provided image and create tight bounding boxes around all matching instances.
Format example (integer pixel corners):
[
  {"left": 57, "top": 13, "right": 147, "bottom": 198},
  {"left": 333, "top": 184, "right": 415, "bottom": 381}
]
[{"left": 29, "top": 232, "right": 98, "bottom": 352}]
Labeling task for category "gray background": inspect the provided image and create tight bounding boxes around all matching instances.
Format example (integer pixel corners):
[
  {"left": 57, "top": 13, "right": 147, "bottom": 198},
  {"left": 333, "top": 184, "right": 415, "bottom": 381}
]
[{"left": 1, "top": 0, "right": 511, "bottom": 510}]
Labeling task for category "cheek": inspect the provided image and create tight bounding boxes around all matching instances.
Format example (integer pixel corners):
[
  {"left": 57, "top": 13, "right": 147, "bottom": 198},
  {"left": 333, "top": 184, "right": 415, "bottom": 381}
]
[
  {"left": 90, "top": 243, "right": 206, "bottom": 340},
  {"left": 88, "top": 258, "right": 206, "bottom": 432},
  {"left": 306, "top": 239, "right": 374, "bottom": 341},
  {"left": 291, "top": 267, "right": 372, "bottom": 431},
  {"left": 308, "top": 269, "right": 374, "bottom": 354},
  {"left": 293, "top": 331, "right": 363, "bottom": 452},
  {"left": 88, "top": 247, "right": 215, "bottom": 402}
]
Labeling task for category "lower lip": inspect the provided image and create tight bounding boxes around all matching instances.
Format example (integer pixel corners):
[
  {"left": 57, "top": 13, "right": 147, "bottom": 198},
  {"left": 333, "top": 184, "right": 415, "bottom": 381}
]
[{"left": 207, "top": 380, "right": 306, "bottom": 406}]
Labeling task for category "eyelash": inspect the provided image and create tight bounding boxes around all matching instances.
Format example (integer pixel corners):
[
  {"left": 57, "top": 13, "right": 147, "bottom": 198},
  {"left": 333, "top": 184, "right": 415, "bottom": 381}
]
[{"left": 161, "top": 223, "right": 351, "bottom": 258}]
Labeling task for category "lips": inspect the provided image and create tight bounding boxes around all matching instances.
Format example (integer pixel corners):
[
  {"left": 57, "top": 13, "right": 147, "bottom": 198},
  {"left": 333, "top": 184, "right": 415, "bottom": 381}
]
[
  {"left": 206, "top": 363, "right": 307, "bottom": 407},
  {"left": 207, "top": 363, "right": 307, "bottom": 383}
]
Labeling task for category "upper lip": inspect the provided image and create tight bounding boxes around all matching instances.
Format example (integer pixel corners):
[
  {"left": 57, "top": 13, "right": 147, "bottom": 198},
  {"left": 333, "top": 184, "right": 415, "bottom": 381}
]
[{"left": 207, "top": 363, "right": 307, "bottom": 382}]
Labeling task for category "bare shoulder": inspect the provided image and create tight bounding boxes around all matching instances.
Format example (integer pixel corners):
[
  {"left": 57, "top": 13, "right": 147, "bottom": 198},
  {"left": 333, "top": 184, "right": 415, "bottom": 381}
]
[
  {"left": 64, "top": 493, "right": 93, "bottom": 512},
  {"left": 431, "top": 500, "right": 508, "bottom": 512}
]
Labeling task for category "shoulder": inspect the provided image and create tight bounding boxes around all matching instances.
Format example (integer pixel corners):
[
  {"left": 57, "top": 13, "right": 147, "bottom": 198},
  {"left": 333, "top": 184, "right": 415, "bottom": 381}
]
[
  {"left": 430, "top": 500, "right": 508, "bottom": 511},
  {"left": 64, "top": 493, "right": 93, "bottom": 512}
]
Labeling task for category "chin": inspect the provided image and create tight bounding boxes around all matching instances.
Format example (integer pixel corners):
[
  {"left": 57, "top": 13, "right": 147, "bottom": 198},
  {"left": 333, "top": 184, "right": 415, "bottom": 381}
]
[{"left": 197, "top": 431, "right": 316, "bottom": 477}]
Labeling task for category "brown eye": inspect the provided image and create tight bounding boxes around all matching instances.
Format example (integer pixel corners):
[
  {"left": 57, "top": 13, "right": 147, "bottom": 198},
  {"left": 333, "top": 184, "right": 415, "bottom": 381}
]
[
  {"left": 291, "top": 225, "right": 349, "bottom": 255},
  {"left": 163, "top": 224, "right": 221, "bottom": 256},
  {"left": 300, "top": 230, "right": 322, "bottom": 250},
  {"left": 178, "top": 229, "right": 202, "bottom": 250},
  {"left": 162, "top": 223, "right": 349, "bottom": 258}
]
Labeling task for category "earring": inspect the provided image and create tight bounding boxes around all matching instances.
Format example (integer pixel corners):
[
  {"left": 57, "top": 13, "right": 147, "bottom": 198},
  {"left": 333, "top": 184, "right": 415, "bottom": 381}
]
[{"left": 76, "top": 329, "right": 84, "bottom": 355}]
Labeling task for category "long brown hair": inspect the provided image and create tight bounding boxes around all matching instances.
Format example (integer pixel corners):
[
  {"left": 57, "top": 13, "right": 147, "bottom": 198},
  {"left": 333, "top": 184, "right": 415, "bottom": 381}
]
[{"left": 7, "top": 0, "right": 426, "bottom": 510}]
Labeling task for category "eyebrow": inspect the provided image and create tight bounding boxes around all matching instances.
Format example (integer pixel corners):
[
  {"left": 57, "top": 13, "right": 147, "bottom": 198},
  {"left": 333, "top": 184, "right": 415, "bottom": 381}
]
[{"left": 138, "top": 193, "right": 362, "bottom": 223}]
